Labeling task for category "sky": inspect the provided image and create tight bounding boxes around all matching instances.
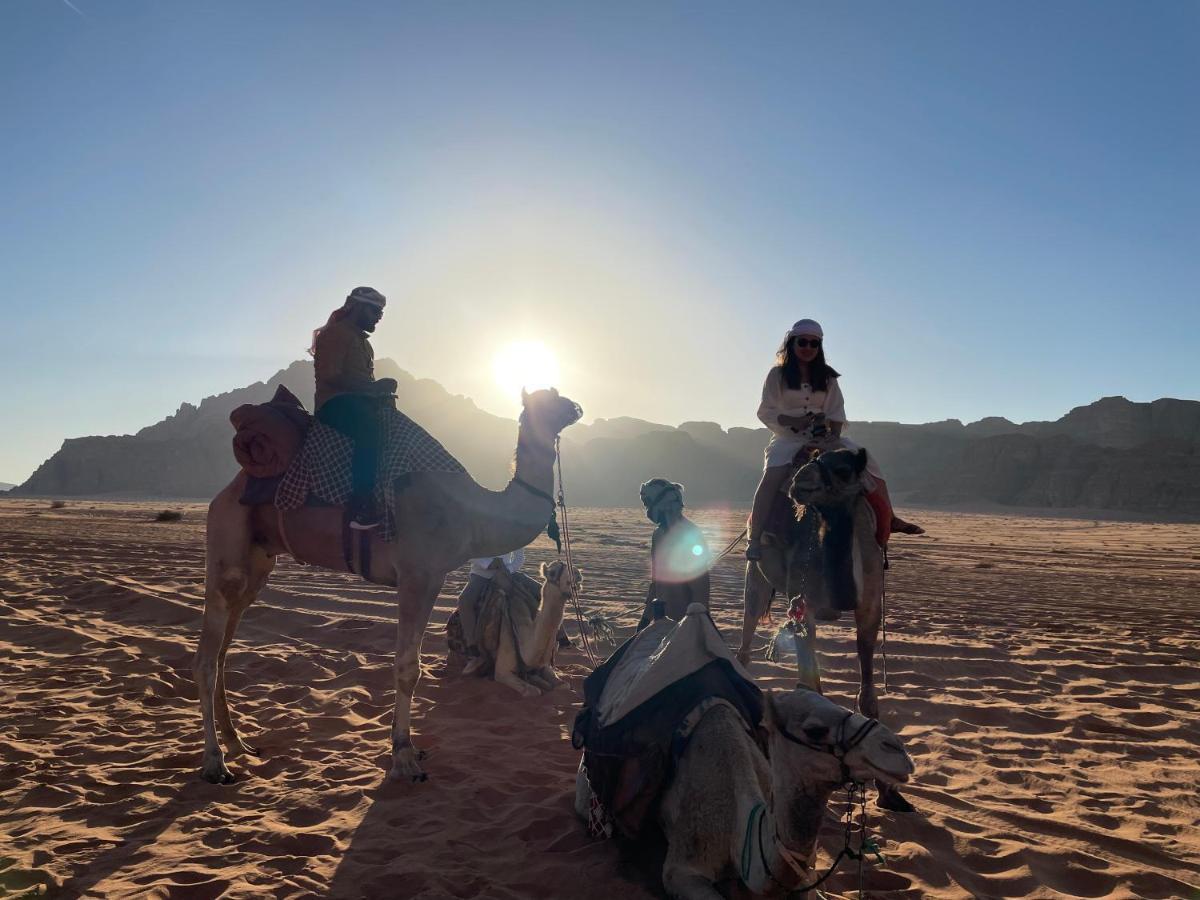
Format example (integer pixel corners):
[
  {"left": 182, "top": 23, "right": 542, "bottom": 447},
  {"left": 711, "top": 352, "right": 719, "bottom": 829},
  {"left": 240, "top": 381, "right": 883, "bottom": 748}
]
[{"left": 1, "top": 1, "right": 1197, "bottom": 484}]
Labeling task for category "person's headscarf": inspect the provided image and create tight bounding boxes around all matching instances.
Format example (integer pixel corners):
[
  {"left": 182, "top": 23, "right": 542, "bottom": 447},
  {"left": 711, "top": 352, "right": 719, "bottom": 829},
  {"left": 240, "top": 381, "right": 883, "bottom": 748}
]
[
  {"left": 308, "top": 286, "right": 387, "bottom": 356},
  {"left": 640, "top": 478, "right": 685, "bottom": 525}
]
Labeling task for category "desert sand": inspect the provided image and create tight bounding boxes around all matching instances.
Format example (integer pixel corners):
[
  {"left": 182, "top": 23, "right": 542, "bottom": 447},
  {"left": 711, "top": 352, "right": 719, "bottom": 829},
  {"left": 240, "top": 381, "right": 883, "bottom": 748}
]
[{"left": 1, "top": 498, "right": 1197, "bottom": 899}]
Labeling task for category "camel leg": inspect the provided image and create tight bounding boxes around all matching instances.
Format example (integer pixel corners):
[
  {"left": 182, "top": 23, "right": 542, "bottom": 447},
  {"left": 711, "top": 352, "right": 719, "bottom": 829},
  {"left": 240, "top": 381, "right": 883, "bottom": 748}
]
[
  {"left": 737, "top": 563, "right": 772, "bottom": 667},
  {"left": 214, "top": 545, "right": 274, "bottom": 756},
  {"left": 195, "top": 484, "right": 253, "bottom": 784},
  {"left": 494, "top": 626, "right": 540, "bottom": 697},
  {"left": 855, "top": 569, "right": 914, "bottom": 812},
  {"left": 388, "top": 569, "right": 444, "bottom": 783}
]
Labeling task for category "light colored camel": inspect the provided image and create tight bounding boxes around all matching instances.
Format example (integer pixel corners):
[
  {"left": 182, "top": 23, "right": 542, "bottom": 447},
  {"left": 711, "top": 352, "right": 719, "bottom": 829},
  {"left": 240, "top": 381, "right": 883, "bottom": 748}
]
[
  {"left": 737, "top": 447, "right": 911, "bottom": 811},
  {"left": 193, "top": 388, "right": 582, "bottom": 784},
  {"left": 658, "top": 688, "right": 913, "bottom": 899},
  {"left": 469, "top": 559, "right": 580, "bottom": 697}
]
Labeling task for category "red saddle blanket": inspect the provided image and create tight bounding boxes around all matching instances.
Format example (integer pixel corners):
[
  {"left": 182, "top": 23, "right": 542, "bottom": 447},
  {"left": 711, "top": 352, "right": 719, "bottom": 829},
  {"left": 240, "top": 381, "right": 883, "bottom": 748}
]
[{"left": 229, "top": 385, "right": 312, "bottom": 478}]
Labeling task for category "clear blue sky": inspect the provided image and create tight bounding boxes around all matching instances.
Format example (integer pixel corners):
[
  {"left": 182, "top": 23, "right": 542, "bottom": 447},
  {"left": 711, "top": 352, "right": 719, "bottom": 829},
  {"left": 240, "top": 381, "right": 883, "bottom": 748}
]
[{"left": 2, "top": 1, "right": 1197, "bottom": 484}]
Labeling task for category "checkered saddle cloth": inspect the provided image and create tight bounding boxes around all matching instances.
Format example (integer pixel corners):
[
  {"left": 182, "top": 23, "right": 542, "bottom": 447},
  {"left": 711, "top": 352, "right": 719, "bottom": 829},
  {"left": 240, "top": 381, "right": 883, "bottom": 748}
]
[{"left": 276, "top": 406, "right": 466, "bottom": 542}]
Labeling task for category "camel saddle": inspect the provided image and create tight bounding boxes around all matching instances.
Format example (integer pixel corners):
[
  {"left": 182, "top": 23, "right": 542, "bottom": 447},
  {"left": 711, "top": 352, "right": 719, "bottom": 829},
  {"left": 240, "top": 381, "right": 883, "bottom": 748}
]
[
  {"left": 230, "top": 384, "right": 312, "bottom": 483},
  {"left": 572, "top": 604, "right": 762, "bottom": 840}
]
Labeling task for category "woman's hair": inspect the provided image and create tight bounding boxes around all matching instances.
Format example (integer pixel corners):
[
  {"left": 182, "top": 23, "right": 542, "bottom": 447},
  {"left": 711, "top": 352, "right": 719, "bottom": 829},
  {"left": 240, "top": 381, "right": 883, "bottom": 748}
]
[{"left": 774, "top": 336, "right": 840, "bottom": 392}]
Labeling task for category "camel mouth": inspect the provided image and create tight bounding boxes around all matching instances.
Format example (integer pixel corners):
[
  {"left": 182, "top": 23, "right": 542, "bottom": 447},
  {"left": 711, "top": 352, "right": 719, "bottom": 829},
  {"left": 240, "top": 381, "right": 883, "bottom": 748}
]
[{"left": 860, "top": 759, "right": 913, "bottom": 786}]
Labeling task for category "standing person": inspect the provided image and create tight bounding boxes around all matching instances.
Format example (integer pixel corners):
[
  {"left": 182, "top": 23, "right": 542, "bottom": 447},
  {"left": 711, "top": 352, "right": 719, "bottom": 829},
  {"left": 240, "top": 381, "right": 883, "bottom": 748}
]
[
  {"left": 637, "top": 479, "right": 711, "bottom": 629},
  {"left": 309, "top": 286, "right": 397, "bottom": 529},
  {"left": 745, "top": 318, "right": 923, "bottom": 561}
]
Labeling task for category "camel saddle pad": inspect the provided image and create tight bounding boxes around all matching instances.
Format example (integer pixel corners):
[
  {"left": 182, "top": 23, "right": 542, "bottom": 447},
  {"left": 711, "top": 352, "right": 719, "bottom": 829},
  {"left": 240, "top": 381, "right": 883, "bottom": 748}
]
[
  {"left": 275, "top": 406, "right": 465, "bottom": 542},
  {"left": 571, "top": 605, "right": 762, "bottom": 839}
]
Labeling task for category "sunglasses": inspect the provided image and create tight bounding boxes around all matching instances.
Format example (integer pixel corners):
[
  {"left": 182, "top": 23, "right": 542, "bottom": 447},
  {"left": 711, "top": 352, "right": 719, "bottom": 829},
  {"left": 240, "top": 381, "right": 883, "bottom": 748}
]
[{"left": 792, "top": 338, "right": 822, "bottom": 349}]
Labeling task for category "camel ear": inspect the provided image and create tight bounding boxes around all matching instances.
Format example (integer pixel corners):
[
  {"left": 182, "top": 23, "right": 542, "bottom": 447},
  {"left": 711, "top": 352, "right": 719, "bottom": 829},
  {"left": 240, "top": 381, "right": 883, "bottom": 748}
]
[
  {"left": 551, "top": 387, "right": 559, "bottom": 396},
  {"left": 521, "top": 388, "right": 530, "bottom": 405},
  {"left": 855, "top": 448, "right": 868, "bottom": 474}
]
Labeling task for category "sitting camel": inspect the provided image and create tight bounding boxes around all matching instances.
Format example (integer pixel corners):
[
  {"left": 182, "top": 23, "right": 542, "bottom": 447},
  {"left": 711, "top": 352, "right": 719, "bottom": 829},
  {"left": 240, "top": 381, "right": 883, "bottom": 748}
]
[
  {"left": 194, "top": 388, "right": 582, "bottom": 784},
  {"left": 737, "top": 447, "right": 913, "bottom": 811},
  {"left": 657, "top": 688, "right": 913, "bottom": 899},
  {"left": 450, "top": 559, "right": 581, "bottom": 697}
]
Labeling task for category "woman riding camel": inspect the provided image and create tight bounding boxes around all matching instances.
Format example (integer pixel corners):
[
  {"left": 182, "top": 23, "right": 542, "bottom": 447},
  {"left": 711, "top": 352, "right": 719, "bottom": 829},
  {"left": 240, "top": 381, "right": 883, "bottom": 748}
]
[{"left": 745, "top": 318, "right": 923, "bottom": 561}]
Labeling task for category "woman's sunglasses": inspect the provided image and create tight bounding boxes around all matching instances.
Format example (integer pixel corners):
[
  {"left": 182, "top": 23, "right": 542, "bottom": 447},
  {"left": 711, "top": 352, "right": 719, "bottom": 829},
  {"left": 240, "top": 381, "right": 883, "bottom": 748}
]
[{"left": 792, "top": 338, "right": 822, "bottom": 349}]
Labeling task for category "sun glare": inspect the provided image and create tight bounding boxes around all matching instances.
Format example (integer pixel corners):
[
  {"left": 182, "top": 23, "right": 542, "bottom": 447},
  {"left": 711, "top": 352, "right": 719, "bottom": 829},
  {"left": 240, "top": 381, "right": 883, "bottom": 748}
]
[{"left": 492, "top": 340, "right": 561, "bottom": 400}]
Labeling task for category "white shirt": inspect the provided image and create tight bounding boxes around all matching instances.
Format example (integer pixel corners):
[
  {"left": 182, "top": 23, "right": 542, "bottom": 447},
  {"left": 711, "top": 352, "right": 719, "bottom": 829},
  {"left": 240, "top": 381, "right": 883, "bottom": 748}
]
[
  {"left": 469, "top": 549, "right": 525, "bottom": 580},
  {"left": 756, "top": 368, "right": 847, "bottom": 439}
]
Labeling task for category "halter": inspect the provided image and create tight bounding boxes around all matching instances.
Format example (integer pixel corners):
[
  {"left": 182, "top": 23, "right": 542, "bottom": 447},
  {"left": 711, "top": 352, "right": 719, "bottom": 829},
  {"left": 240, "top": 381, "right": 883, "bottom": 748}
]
[
  {"left": 774, "top": 709, "right": 881, "bottom": 784},
  {"left": 740, "top": 709, "right": 883, "bottom": 893}
]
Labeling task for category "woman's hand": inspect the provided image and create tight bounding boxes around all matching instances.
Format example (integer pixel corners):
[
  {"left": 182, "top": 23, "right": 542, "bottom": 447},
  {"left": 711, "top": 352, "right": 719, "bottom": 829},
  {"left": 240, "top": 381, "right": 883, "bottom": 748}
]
[{"left": 778, "top": 413, "right": 816, "bottom": 431}]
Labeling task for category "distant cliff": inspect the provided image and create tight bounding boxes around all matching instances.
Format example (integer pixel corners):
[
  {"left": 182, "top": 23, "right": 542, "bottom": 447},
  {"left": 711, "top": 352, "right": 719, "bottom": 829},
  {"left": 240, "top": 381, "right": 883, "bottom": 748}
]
[{"left": 14, "top": 364, "right": 1200, "bottom": 518}]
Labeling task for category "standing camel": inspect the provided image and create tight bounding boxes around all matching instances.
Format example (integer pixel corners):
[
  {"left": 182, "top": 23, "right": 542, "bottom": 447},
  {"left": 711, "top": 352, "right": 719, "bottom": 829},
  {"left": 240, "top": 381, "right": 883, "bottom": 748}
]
[
  {"left": 194, "top": 388, "right": 582, "bottom": 784},
  {"left": 736, "top": 447, "right": 912, "bottom": 811}
]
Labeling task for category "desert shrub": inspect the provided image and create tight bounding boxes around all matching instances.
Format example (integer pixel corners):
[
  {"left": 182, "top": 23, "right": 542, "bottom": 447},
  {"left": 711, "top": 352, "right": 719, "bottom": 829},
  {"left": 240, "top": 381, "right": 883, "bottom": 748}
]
[
  {"left": 154, "top": 509, "right": 183, "bottom": 522},
  {"left": 50, "top": 500, "right": 66, "bottom": 509}
]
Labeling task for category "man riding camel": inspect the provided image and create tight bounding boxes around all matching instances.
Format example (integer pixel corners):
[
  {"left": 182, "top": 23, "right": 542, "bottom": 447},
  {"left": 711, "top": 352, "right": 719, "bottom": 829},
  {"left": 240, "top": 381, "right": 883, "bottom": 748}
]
[{"left": 309, "top": 286, "right": 397, "bottom": 529}]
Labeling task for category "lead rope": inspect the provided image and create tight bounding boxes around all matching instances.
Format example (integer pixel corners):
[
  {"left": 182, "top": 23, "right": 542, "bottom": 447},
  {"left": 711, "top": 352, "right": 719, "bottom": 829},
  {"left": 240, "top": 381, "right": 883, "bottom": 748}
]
[
  {"left": 555, "top": 436, "right": 598, "bottom": 668},
  {"left": 881, "top": 545, "right": 889, "bottom": 695}
]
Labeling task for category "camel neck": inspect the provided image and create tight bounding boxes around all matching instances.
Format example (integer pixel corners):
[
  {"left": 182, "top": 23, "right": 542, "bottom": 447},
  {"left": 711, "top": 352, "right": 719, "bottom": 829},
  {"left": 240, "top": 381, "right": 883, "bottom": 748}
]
[
  {"left": 760, "top": 784, "right": 832, "bottom": 891},
  {"left": 512, "top": 431, "right": 557, "bottom": 497}
]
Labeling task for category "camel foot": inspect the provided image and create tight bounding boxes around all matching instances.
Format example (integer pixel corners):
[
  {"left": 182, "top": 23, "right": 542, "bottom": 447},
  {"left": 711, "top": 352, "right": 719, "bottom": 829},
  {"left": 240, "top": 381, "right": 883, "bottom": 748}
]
[
  {"left": 891, "top": 517, "right": 925, "bottom": 535},
  {"left": 876, "top": 782, "right": 915, "bottom": 813},
  {"left": 388, "top": 745, "right": 428, "bottom": 783},
  {"left": 200, "top": 755, "right": 236, "bottom": 785},
  {"left": 735, "top": 648, "right": 752, "bottom": 668}
]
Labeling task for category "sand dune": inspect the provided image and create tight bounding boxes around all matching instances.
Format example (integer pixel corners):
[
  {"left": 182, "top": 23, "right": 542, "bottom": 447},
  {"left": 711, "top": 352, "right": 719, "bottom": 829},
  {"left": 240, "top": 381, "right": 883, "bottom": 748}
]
[{"left": 1, "top": 499, "right": 1197, "bottom": 898}]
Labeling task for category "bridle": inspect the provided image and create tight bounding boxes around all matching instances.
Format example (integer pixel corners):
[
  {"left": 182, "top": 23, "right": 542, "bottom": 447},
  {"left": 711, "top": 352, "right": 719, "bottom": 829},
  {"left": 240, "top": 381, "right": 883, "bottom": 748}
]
[
  {"left": 774, "top": 709, "right": 881, "bottom": 783},
  {"left": 743, "top": 709, "right": 883, "bottom": 893}
]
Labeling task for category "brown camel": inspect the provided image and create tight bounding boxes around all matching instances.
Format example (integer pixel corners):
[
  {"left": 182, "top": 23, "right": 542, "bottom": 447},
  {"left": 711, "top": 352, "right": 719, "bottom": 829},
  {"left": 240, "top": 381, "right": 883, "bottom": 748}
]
[
  {"left": 193, "top": 388, "right": 582, "bottom": 784},
  {"left": 658, "top": 688, "right": 914, "bottom": 899},
  {"left": 736, "top": 447, "right": 912, "bottom": 811}
]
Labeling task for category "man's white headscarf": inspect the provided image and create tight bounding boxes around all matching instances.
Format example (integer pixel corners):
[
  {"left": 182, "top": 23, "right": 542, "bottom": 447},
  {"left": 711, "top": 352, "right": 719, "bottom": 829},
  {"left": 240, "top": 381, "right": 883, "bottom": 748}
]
[{"left": 308, "top": 286, "right": 387, "bottom": 355}]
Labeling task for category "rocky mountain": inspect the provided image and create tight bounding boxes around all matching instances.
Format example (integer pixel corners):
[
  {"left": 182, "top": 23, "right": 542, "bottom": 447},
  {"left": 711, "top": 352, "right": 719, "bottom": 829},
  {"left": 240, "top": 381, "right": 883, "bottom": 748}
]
[
  {"left": 0, "top": 483, "right": 14, "bottom": 492},
  {"left": 14, "top": 362, "right": 1200, "bottom": 518}
]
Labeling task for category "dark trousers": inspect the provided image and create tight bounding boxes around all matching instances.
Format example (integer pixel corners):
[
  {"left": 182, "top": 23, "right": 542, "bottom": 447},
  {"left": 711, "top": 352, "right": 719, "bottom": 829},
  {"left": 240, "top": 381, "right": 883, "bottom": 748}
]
[{"left": 317, "top": 394, "right": 382, "bottom": 503}]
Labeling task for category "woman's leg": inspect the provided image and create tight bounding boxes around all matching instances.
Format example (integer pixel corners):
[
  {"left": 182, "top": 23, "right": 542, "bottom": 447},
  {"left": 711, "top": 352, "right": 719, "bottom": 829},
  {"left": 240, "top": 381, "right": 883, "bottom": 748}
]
[
  {"left": 746, "top": 465, "right": 792, "bottom": 560},
  {"left": 869, "top": 477, "right": 925, "bottom": 537}
]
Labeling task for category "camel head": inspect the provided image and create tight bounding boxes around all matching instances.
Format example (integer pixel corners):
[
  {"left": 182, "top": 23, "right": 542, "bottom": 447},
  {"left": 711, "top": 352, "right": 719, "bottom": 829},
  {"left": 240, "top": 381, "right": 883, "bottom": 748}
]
[
  {"left": 787, "top": 447, "right": 869, "bottom": 508},
  {"left": 539, "top": 559, "right": 582, "bottom": 603},
  {"left": 763, "top": 688, "right": 914, "bottom": 793},
  {"left": 520, "top": 388, "right": 583, "bottom": 445}
]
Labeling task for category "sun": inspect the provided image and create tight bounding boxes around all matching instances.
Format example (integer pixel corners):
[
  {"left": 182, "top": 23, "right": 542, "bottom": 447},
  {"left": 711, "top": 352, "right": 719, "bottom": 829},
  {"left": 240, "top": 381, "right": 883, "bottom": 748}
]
[{"left": 492, "top": 340, "right": 561, "bottom": 399}]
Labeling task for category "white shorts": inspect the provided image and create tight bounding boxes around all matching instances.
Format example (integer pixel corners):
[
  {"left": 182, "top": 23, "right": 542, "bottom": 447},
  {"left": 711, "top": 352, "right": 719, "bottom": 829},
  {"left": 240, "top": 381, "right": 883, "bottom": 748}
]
[{"left": 764, "top": 435, "right": 884, "bottom": 480}]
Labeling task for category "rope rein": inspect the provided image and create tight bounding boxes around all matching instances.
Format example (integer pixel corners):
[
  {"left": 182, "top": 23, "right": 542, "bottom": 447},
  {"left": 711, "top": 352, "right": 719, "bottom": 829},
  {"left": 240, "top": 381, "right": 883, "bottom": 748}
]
[{"left": 554, "top": 436, "right": 599, "bottom": 668}]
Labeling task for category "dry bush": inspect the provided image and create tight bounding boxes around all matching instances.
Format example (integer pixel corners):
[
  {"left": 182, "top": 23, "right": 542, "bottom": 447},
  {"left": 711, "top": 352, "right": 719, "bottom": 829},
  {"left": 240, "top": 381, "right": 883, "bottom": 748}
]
[
  {"left": 154, "top": 510, "right": 183, "bottom": 523},
  {"left": 50, "top": 500, "right": 66, "bottom": 509}
]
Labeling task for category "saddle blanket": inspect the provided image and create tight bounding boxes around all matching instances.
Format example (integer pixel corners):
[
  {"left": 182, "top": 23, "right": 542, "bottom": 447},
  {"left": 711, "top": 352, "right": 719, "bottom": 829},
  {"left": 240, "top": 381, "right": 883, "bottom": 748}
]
[
  {"left": 572, "top": 604, "right": 762, "bottom": 839},
  {"left": 275, "top": 407, "right": 465, "bottom": 542}
]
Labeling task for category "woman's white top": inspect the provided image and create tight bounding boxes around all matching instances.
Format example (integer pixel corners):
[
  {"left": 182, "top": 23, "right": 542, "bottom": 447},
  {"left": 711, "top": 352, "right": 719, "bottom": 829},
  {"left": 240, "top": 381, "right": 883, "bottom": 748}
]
[
  {"left": 469, "top": 548, "right": 525, "bottom": 579},
  {"left": 756, "top": 368, "right": 847, "bottom": 438}
]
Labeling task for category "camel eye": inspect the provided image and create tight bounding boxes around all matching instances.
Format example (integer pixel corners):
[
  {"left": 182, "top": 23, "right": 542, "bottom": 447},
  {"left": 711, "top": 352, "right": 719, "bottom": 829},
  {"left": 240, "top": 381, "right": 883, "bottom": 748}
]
[{"left": 803, "top": 724, "right": 829, "bottom": 742}]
